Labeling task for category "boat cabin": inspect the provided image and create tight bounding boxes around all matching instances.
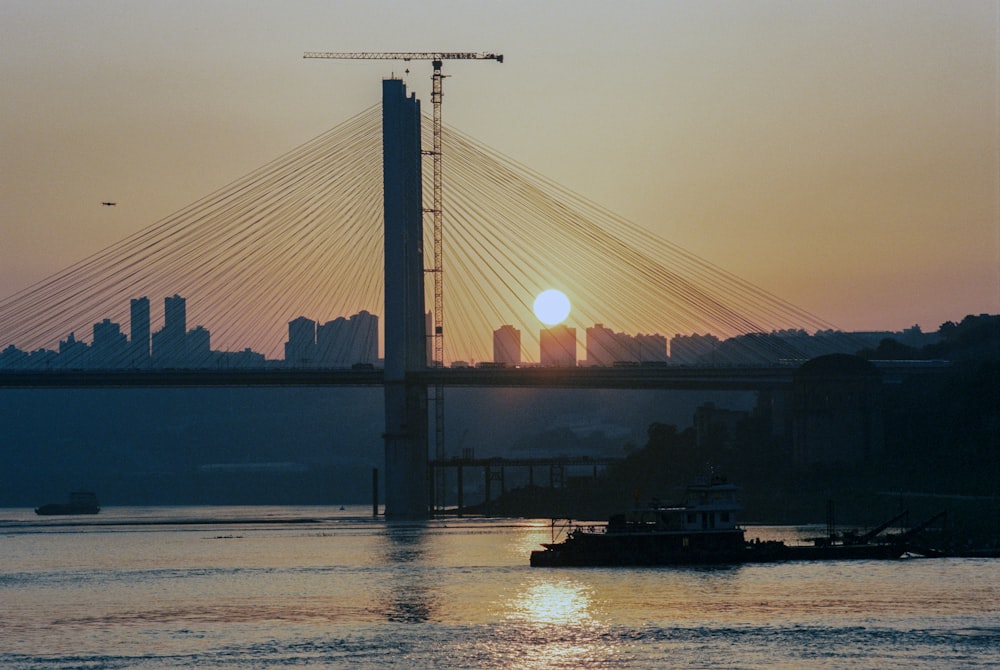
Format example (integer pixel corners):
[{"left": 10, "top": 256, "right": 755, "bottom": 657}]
[{"left": 612, "top": 476, "right": 742, "bottom": 533}]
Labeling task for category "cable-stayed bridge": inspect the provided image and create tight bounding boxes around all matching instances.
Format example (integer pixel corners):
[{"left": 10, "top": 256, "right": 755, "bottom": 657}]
[
  {"left": 0, "top": 107, "right": 860, "bottom": 369},
  {"left": 1, "top": 80, "right": 917, "bottom": 516}
]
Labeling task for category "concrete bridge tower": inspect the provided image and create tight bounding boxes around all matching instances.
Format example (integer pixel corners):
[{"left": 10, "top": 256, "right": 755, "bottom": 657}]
[{"left": 382, "top": 78, "right": 429, "bottom": 518}]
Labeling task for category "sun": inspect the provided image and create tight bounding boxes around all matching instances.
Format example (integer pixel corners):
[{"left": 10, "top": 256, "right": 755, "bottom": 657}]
[{"left": 533, "top": 289, "right": 571, "bottom": 326}]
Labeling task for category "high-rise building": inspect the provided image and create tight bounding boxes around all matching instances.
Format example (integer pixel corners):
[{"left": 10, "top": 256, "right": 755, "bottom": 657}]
[
  {"left": 58, "top": 332, "right": 88, "bottom": 368},
  {"left": 316, "top": 316, "right": 347, "bottom": 366},
  {"left": 315, "top": 310, "right": 379, "bottom": 367},
  {"left": 285, "top": 316, "right": 317, "bottom": 366},
  {"left": 670, "top": 333, "right": 720, "bottom": 366},
  {"left": 585, "top": 323, "right": 636, "bottom": 366},
  {"left": 152, "top": 294, "right": 188, "bottom": 366},
  {"left": 91, "top": 318, "right": 127, "bottom": 367},
  {"left": 493, "top": 324, "right": 521, "bottom": 366},
  {"left": 187, "top": 325, "right": 211, "bottom": 365},
  {"left": 635, "top": 333, "right": 668, "bottom": 363},
  {"left": 130, "top": 297, "right": 150, "bottom": 366},
  {"left": 349, "top": 310, "right": 378, "bottom": 364},
  {"left": 164, "top": 294, "right": 186, "bottom": 336},
  {"left": 540, "top": 325, "right": 576, "bottom": 367}
]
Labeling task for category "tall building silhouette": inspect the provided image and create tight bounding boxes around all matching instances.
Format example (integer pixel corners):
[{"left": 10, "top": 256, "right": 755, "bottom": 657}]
[
  {"left": 585, "top": 323, "right": 630, "bottom": 366},
  {"left": 187, "top": 325, "right": 211, "bottom": 364},
  {"left": 584, "top": 323, "right": 668, "bottom": 366},
  {"left": 315, "top": 310, "right": 378, "bottom": 367},
  {"left": 152, "top": 294, "right": 193, "bottom": 366},
  {"left": 316, "top": 317, "right": 346, "bottom": 366},
  {"left": 670, "top": 333, "right": 720, "bottom": 366},
  {"left": 635, "top": 333, "right": 668, "bottom": 363},
  {"left": 349, "top": 310, "right": 378, "bottom": 364},
  {"left": 285, "top": 316, "right": 317, "bottom": 366},
  {"left": 540, "top": 325, "right": 576, "bottom": 367},
  {"left": 164, "top": 294, "right": 186, "bottom": 336},
  {"left": 58, "top": 332, "right": 88, "bottom": 367},
  {"left": 91, "top": 318, "right": 127, "bottom": 367},
  {"left": 493, "top": 324, "right": 521, "bottom": 366},
  {"left": 129, "top": 297, "right": 150, "bottom": 367}
]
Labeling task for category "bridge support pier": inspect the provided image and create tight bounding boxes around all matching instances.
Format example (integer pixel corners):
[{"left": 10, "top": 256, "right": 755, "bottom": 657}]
[{"left": 382, "top": 79, "right": 429, "bottom": 518}]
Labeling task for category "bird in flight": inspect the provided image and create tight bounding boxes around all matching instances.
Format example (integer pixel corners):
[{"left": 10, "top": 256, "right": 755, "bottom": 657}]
[{"left": 101, "top": 202, "right": 117, "bottom": 207}]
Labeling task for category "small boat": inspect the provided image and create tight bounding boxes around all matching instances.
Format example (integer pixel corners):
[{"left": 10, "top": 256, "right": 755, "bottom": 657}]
[
  {"left": 35, "top": 491, "right": 101, "bottom": 515},
  {"left": 531, "top": 475, "right": 748, "bottom": 567}
]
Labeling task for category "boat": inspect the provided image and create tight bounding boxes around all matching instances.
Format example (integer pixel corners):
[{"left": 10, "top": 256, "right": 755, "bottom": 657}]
[
  {"left": 34, "top": 491, "right": 101, "bottom": 515},
  {"left": 530, "top": 476, "right": 910, "bottom": 567},
  {"left": 530, "top": 475, "right": 748, "bottom": 567}
]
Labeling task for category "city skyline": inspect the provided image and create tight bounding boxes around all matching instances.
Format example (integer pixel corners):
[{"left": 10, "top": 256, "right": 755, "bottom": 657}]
[
  {"left": 0, "top": 291, "right": 945, "bottom": 370},
  {"left": 1, "top": 2, "right": 996, "bottom": 336}
]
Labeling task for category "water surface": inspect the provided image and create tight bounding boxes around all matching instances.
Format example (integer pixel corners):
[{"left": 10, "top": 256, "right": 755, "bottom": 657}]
[{"left": 2, "top": 506, "right": 997, "bottom": 668}]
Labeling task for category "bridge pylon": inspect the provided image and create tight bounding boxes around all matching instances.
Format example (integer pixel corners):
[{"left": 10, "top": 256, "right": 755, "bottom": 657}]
[{"left": 382, "top": 79, "right": 430, "bottom": 518}]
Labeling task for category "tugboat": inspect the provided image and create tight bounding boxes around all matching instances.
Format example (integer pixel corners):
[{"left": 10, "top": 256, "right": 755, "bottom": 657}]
[
  {"left": 35, "top": 491, "right": 100, "bottom": 515},
  {"left": 529, "top": 477, "right": 914, "bottom": 567},
  {"left": 530, "top": 475, "right": 747, "bottom": 567}
]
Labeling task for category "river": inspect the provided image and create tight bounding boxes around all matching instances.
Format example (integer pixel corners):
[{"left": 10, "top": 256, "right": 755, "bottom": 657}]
[{"left": 2, "top": 506, "right": 997, "bottom": 668}]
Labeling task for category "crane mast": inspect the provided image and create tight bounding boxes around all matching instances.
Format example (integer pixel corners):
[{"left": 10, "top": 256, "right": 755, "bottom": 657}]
[{"left": 305, "top": 51, "right": 502, "bottom": 510}]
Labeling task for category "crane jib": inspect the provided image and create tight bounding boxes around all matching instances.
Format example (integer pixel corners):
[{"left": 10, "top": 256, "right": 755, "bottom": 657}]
[{"left": 303, "top": 52, "right": 502, "bottom": 63}]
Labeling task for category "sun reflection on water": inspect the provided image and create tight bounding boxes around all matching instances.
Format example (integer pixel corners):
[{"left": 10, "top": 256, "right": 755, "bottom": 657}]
[
  {"left": 513, "top": 580, "right": 594, "bottom": 626},
  {"left": 498, "top": 579, "right": 618, "bottom": 670}
]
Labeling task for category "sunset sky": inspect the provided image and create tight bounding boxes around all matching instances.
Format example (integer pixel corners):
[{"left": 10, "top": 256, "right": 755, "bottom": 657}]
[{"left": 2, "top": 0, "right": 997, "bottom": 335}]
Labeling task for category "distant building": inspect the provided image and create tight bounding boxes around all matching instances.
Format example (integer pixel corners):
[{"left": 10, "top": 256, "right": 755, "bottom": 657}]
[
  {"left": 0, "top": 344, "right": 27, "bottom": 368},
  {"left": 585, "top": 323, "right": 630, "bottom": 366},
  {"left": 293, "top": 311, "right": 378, "bottom": 367},
  {"left": 129, "top": 297, "right": 150, "bottom": 367},
  {"left": 635, "top": 333, "right": 668, "bottom": 363},
  {"left": 670, "top": 333, "right": 720, "bottom": 366},
  {"left": 153, "top": 295, "right": 188, "bottom": 366},
  {"left": 149, "top": 295, "right": 213, "bottom": 367},
  {"left": 91, "top": 318, "right": 127, "bottom": 367},
  {"left": 348, "top": 310, "right": 378, "bottom": 364},
  {"left": 285, "top": 316, "right": 317, "bottom": 366},
  {"left": 540, "top": 325, "right": 576, "bottom": 367},
  {"left": 316, "top": 317, "right": 348, "bottom": 367},
  {"left": 585, "top": 324, "right": 667, "bottom": 366},
  {"left": 493, "top": 324, "right": 521, "bottom": 366},
  {"left": 164, "top": 294, "right": 186, "bottom": 336},
  {"left": 187, "top": 325, "right": 211, "bottom": 365},
  {"left": 58, "top": 332, "right": 88, "bottom": 368},
  {"left": 217, "top": 348, "right": 266, "bottom": 368}
]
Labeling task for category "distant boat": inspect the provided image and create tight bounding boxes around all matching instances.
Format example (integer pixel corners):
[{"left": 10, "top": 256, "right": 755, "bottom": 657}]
[{"left": 35, "top": 491, "right": 100, "bottom": 515}]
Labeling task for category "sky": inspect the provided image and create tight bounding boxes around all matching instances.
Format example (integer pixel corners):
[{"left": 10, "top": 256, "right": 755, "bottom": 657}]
[{"left": 1, "top": 0, "right": 997, "bottom": 335}]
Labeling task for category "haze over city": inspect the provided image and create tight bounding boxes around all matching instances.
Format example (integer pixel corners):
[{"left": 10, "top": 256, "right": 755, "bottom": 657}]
[{"left": 2, "top": 1, "right": 997, "bottom": 335}]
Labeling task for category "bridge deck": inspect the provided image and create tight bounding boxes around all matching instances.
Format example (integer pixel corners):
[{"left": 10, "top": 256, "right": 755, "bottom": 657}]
[
  {"left": 0, "top": 366, "right": 793, "bottom": 390},
  {"left": 0, "top": 363, "right": 942, "bottom": 390}
]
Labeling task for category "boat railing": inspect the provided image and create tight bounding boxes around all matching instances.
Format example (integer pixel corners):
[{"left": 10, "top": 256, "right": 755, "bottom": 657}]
[{"left": 547, "top": 518, "right": 603, "bottom": 544}]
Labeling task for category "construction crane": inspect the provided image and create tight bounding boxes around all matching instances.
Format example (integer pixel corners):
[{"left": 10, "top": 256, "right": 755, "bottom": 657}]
[
  {"left": 305, "top": 51, "right": 503, "bottom": 509},
  {"left": 304, "top": 52, "right": 502, "bottom": 371}
]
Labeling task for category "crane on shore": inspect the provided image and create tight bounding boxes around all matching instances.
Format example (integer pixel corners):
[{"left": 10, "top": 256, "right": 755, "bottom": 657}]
[{"left": 304, "top": 51, "right": 503, "bottom": 509}]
